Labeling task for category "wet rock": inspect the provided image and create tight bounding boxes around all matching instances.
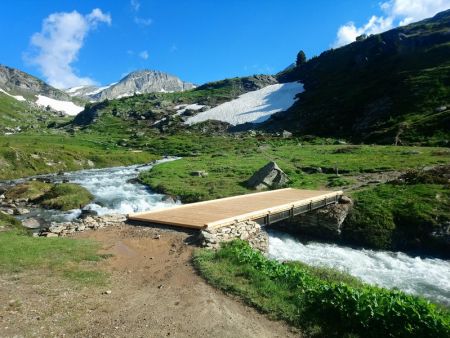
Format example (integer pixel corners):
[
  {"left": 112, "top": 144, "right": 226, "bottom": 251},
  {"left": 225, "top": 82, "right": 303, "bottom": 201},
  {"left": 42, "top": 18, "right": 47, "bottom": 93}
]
[
  {"left": 14, "top": 207, "right": 30, "bottom": 215},
  {"left": 2, "top": 208, "right": 14, "bottom": 215},
  {"left": 246, "top": 161, "right": 289, "bottom": 190},
  {"left": 79, "top": 208, "right": 98, "bottom": 219},
  {"left": 22, "top": 218, "right": 41, "bottom": 229}
]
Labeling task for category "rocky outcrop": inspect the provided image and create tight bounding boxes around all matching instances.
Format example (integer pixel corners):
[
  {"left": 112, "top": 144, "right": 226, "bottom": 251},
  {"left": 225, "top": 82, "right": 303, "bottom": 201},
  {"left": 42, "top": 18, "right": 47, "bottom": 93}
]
[
  {"left": 91, "top": 70, "right": 195, "bottom": 101},
  {"left": 0, "top": 64, "right": 72, "bottom": 100},
  {"left": 246, "top": 161, "right": 289, "bottom": 190},
  {"left": 200, "top": 220, "right": 269, "bottom": 252},
  {"left": 273, "top": 195, "right": 353, "bottom": 240}
]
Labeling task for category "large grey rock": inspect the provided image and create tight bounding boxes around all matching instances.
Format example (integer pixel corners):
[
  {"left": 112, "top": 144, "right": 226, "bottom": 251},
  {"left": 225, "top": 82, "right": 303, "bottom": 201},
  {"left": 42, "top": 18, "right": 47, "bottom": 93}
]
[
  {"left": 246, "top": 161, "right": 289, "bottom": 190},
  {"left": 276, "top": 197, "right": 353, "bottom": 240},
  {"left": 22, "top": 218, "right": 41, "bottom": 229}
]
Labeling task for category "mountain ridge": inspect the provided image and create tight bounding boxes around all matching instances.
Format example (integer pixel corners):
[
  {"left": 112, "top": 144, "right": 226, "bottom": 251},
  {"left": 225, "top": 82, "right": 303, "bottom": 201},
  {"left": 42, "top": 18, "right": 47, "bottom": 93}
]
[{"left": 66, "top": 69, "right": 195, "bottom": 102}]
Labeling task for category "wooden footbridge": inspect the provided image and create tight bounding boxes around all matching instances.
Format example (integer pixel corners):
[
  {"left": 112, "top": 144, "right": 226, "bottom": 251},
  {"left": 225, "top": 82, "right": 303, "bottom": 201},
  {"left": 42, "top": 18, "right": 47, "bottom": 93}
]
[{"left": 127, "top": 188, "right": 343, "bottom": 230}]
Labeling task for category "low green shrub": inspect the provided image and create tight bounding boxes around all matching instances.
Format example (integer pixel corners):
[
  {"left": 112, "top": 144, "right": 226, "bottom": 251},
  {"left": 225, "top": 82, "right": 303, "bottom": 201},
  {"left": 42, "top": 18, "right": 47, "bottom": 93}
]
[
  {"left": 194, "top": 241, "right": 450, "bottom": 337},
  {"left": 38, "top": 183, "right": 94, "bottom": 211}
]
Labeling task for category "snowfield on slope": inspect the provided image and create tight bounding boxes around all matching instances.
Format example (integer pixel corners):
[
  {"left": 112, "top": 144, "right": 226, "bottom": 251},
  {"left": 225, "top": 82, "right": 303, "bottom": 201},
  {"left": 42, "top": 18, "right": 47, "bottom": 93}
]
[
  {"left": 0, "top": 88, "right": 26, "bottom": 101},
  {"left": 36, "top": 95, "right": 84, "bottom": 116},
  {"left": 186, "top": 82, "right": 303, "bottom": 126}
]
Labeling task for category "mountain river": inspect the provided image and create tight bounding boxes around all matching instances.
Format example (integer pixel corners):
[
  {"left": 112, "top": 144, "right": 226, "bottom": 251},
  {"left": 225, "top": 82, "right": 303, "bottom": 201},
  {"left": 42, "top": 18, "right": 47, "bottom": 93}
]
[{"left": 5, "top": 160, "right": 450, "bottom": 306}]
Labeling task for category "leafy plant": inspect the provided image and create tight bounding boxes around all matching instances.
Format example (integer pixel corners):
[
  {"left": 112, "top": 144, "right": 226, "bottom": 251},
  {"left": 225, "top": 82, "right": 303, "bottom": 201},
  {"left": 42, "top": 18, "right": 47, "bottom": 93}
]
[{"left": 194, "top": 241, "right": 450, "bottom": 337}]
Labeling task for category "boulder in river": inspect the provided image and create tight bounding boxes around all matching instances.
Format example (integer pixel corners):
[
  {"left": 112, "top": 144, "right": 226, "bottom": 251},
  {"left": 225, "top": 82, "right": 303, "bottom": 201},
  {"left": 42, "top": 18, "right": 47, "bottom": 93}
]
[
  {"left": 22, "top": 217, "right": 41, "bottom": 229},
  {"left": 246, "top": 161, "right": 289, "bottom": 190}
]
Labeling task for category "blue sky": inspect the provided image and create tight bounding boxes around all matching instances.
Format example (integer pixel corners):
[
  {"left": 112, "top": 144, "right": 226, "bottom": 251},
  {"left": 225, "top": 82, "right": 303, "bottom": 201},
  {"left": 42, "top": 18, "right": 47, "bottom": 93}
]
[{"left": 1, "top": 0, "right": 448, "bottom": 88}]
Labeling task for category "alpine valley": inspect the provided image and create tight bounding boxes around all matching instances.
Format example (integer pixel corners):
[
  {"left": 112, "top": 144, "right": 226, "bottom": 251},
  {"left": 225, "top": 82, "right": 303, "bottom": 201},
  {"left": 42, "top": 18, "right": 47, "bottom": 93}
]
[{"left": 0, "top": 7, "right": 449, "bottom": 338}]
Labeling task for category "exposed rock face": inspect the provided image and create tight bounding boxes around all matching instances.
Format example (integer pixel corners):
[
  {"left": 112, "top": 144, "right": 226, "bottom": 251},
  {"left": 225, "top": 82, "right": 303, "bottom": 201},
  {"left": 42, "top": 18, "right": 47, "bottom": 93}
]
[
  {"left": 200, "top": 220, "right": 269, "bottom": 252},
  {"left": 246, "top": 161, "right": 289, "bottom": 190},
  {"left": 91, "top": 70, "right": 195, "bottom": 101},
  {"left": 274, "top": 196, "right": 353, "bottom": 240},
  {"left": 0, "top": 64, "right": 71, "bottom": 100}
]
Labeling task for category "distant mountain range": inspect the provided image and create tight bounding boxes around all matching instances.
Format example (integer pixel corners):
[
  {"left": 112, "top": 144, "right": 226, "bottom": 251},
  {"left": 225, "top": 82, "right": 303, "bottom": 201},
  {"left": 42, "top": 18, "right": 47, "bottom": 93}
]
[
  {"left": 66, "top": 70, "right": 195, "bottom": 102},
  {"left": 0, "top": 66, "right": 196, "bottom": 122},
  {"left": 1, "top": 9, "right": 449, "bottom": 144}
]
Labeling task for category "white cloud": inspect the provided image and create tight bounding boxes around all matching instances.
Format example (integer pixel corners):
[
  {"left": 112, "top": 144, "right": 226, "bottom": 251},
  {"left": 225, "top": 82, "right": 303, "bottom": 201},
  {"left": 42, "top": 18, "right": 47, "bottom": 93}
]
[
  {"left": 334, "top": 0, "right": 450, "bottom": 47},
  {"left": 134, "top": 17, "right": 152, "bottom": 26},
  {"left": 26, "top": 8, "right": 111, "bottom": 89},
  {"left": 139, "top": 50, "right": 149, "bottom": 60},
  {"left": 131, "top": 0, "right": 140, "bottom": 12}
]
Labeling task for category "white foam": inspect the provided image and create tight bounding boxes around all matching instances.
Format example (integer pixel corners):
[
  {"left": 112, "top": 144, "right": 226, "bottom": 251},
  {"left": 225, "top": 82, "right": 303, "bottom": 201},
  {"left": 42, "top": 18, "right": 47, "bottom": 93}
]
[
  {"left": 0, "top": 88, "right": 26, "bottom": 101},
  {"left": 186, "top": 82, "right": 303, "bottom": 126},
  {"left": 35, "top": 95, "right": 84, "bottom": 116},
  {"left": 268, "top": 230, "right": 450, "bottom": 305},
  {"left": 62, "top": 158, "right": 180, "bottom": 215}
]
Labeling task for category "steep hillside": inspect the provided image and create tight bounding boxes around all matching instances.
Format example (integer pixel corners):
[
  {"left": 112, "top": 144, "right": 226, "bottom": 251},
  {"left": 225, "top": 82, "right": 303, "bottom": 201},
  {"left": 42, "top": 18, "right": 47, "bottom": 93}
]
[
  {"left": 271, "top": 10, "right": 450, "bottom": 145},
  {"left": 0, "top": 65, "right": 85, "bottom": 124},
  {"left": 0, "top": 65, "right": 73, "bottom": 101},
  {"left": 66, "top": 70, "right": 195, "bottom": 102}
]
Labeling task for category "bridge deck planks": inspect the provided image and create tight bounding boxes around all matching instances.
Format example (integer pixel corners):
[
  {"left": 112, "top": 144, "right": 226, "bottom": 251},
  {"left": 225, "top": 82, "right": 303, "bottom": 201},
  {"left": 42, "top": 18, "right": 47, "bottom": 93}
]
[{"left": 127, "top": 188, "right": 343, "bottom": 229}]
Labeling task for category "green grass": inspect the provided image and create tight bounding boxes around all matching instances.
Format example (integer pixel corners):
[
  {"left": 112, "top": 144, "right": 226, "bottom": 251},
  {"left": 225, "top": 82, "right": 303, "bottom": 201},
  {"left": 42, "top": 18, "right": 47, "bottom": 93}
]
[
  {"left": 194, "top": 241, "right": 450, "bottom": 337},
  {"left": 0, "top": 228, "right": 107, "bottom": 285},
  {"left": 5, "top": 181, "right": 94, "bottom": 210},
  {"left": 276, "top": 12, "right": 450, "bottom": 144},
  {"left": 343, "top": 182, "right": 450, "bottom": 254},
  {"left": 0, "top": 132, "right": 157, "bottom": 179},
  {"left": 139, "top": 141, "right": 449, "bottom": 202},
  {"left": 38, "top": 183, "right": 94, "bottom": 210}
]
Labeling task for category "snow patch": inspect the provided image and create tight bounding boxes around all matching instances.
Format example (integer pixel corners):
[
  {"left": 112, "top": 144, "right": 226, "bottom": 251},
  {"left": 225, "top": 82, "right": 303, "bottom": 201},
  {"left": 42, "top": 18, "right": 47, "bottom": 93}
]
[
  {"left": 85, "top": 82, "right": 117, "bottom": 96},
  {"left": 0, "top": 88, "right": 26, "bottom": 101},
  {"left": 175, "top": 103, "right": 205, "bottom": 115},
  {"left": 35, "top": 95, "right": 84, "bottom": 116},
  {"left": 186, "top": 82, "right": 303, "bottom": 126},
  {"left": 66, "top": 85, "right": 86, "bottom": 94}
]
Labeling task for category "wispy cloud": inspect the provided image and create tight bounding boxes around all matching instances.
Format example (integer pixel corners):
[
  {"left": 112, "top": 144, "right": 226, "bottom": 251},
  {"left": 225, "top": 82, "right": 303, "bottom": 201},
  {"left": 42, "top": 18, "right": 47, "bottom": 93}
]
[
  {"left": 26, "top": 8, "right": 111, "bottom": 89},
  {"left": 130, "top": 0, "right": 152, "bottom": 27},
  {"left": 130, "top": 0, "right": 140, "bottom": 12},
  {"left": 334, "top": 0, "right": 450, "bottom": 47},
  {"left": 139, "top": 50, "right": 149, "bottom": 60},
  {"left": 134, "top": 17, "right": 152, "bottom": 26}
]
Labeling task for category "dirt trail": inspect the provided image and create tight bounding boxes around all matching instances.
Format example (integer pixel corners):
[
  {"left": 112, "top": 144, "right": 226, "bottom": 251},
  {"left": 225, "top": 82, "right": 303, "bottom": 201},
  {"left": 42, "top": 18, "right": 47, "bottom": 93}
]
[{"left": 0, "top": 224, "right": 300, "bottom": 337}]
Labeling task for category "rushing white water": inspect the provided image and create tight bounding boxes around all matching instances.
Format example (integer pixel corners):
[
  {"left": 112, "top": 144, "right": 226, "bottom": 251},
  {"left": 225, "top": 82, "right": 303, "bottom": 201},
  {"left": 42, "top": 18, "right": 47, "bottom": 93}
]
[
  {"left": 64, "top": 158, "right": 179, "bottom": 215},
  {"left": 15, "top": 158, "right": 179, "bottom": 223},
  {"left": 268, "top": 230, "right": 450, "bottom": 306}
]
